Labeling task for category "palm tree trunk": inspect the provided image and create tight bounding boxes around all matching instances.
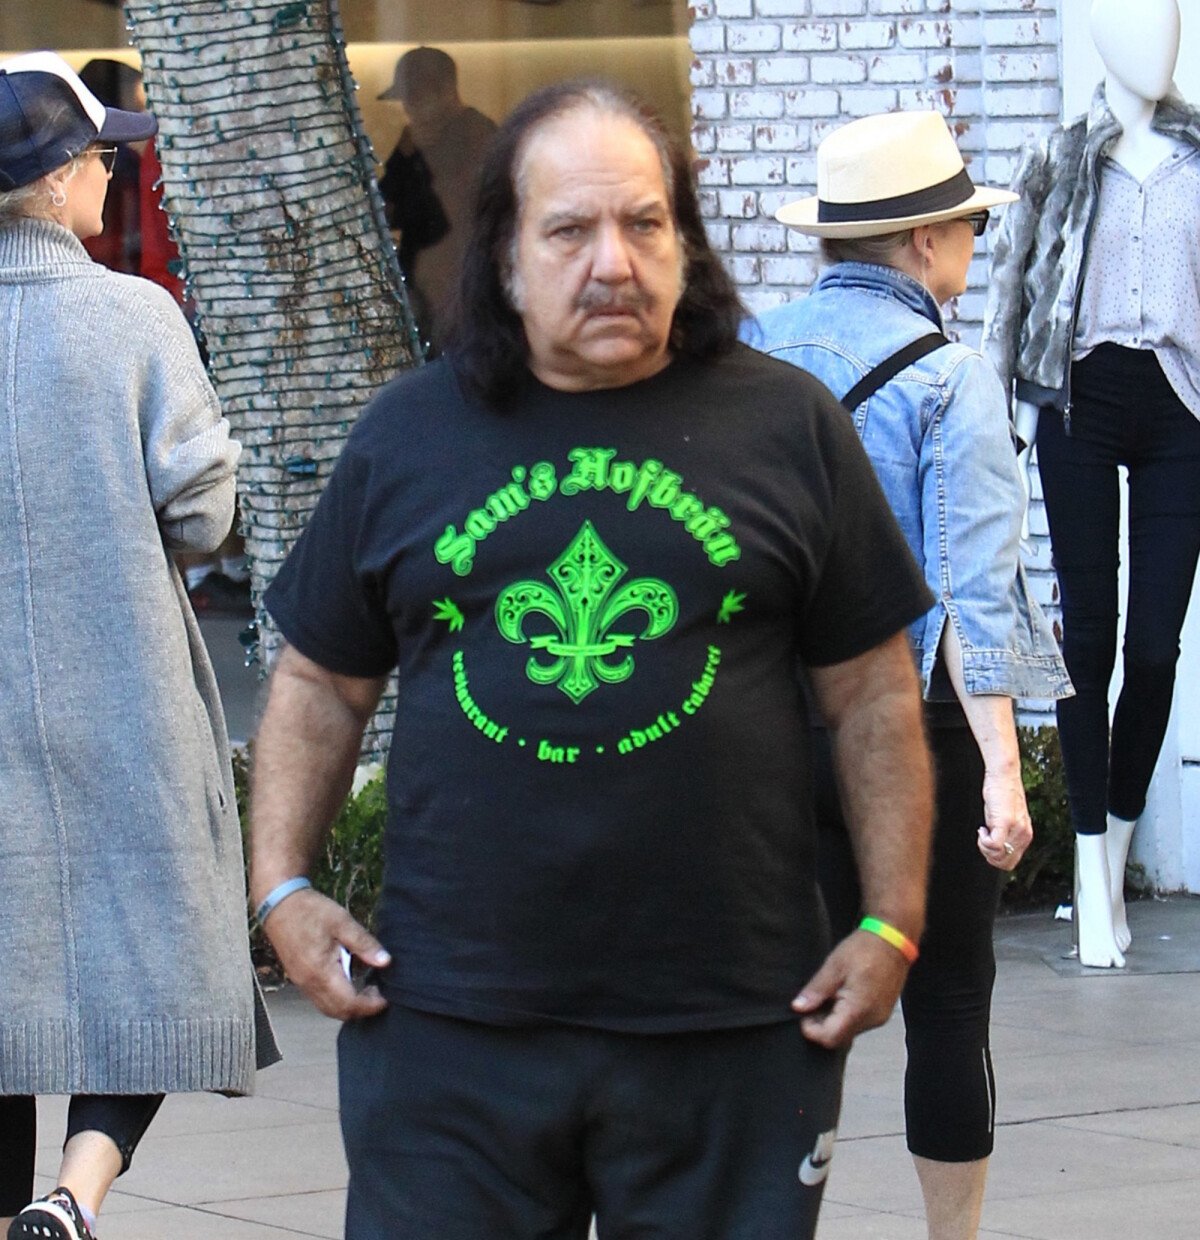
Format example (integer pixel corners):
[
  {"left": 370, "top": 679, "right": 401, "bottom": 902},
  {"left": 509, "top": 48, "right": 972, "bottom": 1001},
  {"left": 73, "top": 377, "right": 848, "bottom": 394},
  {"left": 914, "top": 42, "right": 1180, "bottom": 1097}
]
[{"left": 125, "top": 0, "right": 420, "bottom": 751}]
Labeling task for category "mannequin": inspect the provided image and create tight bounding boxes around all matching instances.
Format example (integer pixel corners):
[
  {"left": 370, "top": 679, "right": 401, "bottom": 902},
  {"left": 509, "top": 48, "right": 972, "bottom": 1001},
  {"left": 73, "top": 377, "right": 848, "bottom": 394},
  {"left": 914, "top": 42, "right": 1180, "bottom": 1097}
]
[{"left": 987, "top": 0, "right": 1200, "bottom": 968}]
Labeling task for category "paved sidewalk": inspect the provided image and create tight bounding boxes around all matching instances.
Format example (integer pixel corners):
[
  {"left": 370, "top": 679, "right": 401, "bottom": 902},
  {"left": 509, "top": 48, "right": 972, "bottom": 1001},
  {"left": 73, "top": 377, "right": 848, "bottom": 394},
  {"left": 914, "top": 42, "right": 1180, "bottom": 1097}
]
[
  {"left": 819, "top": 895, "right": 1200, "bottom": 1239},
  {"left": 27, "top": 897, "right": 1200, "bottom": 1239}
]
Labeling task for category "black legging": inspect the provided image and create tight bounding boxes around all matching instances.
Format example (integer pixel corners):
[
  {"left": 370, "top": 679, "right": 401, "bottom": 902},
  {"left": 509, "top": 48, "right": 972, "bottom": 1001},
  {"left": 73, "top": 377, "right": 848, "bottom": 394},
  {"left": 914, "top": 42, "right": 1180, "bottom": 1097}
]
[
  {"left": 0, "top": 1096, "right": 36, "bottom": 1216},
  {"left": 1037, "top": 344, "right": 1200, "bottom": 833},
  {"left": 0, "top": 1094, "right": 164, "bottom": 1215},
  {"left": 814, "top": 713, "right": 1001, "bottom": 1162}
]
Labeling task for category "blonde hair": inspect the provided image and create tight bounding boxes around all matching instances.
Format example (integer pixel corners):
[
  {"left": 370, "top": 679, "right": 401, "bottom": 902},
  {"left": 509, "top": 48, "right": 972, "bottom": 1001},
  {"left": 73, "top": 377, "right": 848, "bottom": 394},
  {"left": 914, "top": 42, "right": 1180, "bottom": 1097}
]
[{"left": 0, "top": 149, "right": 88, "bottom": 226}]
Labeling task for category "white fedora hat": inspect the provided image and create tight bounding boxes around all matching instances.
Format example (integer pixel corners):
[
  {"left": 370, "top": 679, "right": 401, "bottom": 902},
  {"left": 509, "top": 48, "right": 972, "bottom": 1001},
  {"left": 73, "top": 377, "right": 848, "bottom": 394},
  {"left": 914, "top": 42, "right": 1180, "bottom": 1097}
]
[{"left": 776, "top": 110, "right": 1017, "bottom": 238}]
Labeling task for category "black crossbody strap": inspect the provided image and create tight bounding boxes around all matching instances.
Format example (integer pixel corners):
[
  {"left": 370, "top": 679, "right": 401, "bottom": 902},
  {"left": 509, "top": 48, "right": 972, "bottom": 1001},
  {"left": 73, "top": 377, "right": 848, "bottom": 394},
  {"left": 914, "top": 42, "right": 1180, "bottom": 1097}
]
[{"left": 840, "top": 332, "right": 950, "bottom": 412}]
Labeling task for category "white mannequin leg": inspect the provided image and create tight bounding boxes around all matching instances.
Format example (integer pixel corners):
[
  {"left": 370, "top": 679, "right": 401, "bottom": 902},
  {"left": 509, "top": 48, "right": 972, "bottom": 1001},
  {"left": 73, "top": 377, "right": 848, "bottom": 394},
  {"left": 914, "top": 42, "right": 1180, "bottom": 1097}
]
[
  {"left": 1074, "top": 834, "right": 1126, "bottom": 968},
  {"left": 1105, "top": 814, "right": 1136, "bottom": 952}
]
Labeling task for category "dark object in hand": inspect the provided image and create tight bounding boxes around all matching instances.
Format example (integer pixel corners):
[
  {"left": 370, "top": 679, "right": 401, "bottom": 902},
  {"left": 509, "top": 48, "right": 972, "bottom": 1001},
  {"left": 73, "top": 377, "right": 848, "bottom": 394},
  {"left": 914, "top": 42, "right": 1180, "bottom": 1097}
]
[{"left": 378, "top": 146, "right": 450, "bottom": 274}]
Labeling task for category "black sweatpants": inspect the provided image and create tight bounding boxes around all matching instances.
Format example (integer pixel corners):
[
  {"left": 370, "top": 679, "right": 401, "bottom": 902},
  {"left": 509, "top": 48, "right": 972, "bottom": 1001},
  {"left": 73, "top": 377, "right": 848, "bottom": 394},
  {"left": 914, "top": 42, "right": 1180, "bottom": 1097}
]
[
  {"left": 1037, "top": 343, "right": 1200, "bottom": 833},
  {"left": 814, "top": 714, "right": 1001, "bottom": 1162},
  {"left": 338, "top": 1005, "right": 846, "bottom": 1240}
]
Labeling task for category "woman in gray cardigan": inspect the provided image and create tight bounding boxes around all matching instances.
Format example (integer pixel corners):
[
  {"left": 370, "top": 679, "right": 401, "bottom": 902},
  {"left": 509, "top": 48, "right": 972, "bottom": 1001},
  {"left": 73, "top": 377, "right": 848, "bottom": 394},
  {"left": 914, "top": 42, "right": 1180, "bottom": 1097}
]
[{"left": 0, "top": 53, "right": 275, "bottom": 1240}]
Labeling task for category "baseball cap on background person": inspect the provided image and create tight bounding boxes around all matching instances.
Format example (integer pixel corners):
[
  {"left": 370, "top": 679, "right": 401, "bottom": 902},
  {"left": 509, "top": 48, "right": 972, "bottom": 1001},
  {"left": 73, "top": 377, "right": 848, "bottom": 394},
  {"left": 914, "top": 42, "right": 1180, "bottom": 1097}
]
[
  {"left": 775, "top": 110, "right": 1016, "bottom": 238},
  {"left": 377, "top": 46, "right": 457, "bottom": 102},
  {"left": 0, "top": 50, "right": 157, "bottom": 191}
]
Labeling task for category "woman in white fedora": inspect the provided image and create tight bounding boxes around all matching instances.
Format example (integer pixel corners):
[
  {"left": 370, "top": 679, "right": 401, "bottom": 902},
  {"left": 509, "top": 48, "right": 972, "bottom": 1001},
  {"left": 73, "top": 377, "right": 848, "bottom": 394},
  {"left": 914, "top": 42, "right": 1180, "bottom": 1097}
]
[{"left": 748, "top": 111, "right": 1071, "bottom": 1240}]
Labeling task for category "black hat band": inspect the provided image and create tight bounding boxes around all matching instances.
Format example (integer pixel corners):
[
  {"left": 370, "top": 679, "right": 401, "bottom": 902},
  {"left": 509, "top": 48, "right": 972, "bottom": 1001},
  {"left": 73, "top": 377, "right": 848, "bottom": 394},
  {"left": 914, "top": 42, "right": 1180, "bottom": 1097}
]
[{"left": 817, "top": 167, "right": 975, "bottom": 223}]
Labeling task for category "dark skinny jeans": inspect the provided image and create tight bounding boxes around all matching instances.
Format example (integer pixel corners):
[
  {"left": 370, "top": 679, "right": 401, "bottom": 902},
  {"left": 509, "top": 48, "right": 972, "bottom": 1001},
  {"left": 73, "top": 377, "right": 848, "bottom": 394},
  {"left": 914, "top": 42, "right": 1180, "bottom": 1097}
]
[{"left": 1037, "top": 344, "right": 1200, "bottom": 834}]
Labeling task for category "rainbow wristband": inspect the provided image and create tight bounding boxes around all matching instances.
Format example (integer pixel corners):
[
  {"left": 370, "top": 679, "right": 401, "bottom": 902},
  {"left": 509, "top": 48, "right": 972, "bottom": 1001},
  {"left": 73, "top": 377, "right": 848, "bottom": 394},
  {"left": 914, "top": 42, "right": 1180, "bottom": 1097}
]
[{"left": 859, "top": 916, "right": 919, "bottom": 964}]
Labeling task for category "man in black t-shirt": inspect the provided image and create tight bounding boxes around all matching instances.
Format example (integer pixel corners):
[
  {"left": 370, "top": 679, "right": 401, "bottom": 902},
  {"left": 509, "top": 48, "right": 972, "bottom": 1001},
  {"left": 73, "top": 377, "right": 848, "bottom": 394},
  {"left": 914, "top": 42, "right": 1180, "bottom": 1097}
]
[{"left": 252, "top": 80, "right": 935, "bottom": 1240}]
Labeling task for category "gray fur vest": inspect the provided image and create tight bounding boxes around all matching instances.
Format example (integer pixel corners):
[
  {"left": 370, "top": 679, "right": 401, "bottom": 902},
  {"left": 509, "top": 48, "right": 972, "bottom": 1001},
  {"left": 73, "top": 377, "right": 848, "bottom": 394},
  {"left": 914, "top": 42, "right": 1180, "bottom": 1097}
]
[{"left": 982, "top": 87, "right": 1200, "bottom": 409}]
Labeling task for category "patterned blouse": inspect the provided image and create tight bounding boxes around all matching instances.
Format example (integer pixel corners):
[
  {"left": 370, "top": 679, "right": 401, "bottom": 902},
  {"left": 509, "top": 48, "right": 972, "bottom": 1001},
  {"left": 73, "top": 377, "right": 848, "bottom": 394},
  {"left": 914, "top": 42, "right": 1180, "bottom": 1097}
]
[{"left": 1073, "top": 142, "right": 1200, "bottom": 419}]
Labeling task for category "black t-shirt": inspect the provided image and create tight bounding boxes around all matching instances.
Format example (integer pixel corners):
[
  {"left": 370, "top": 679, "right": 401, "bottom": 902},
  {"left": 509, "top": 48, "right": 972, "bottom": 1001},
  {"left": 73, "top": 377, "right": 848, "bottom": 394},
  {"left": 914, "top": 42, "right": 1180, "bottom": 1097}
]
[{"left": 265, "top": 345, "right": 932, "bottom": 1032}]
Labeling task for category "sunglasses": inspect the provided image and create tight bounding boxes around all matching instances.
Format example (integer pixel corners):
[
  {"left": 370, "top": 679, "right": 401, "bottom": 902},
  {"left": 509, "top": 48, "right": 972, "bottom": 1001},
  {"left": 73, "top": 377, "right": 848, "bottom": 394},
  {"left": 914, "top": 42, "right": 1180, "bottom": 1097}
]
[
  {"left": 91, "top": 145, "right": 119, "bottom": 174},
  {"left": 961, "top": 210, "right": 990, "bottom": 237}
]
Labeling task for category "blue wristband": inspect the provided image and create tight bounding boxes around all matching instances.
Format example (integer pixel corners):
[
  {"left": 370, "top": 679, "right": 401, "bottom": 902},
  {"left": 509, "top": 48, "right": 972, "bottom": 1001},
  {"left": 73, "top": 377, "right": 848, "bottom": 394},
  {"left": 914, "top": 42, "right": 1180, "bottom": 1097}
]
[{"left": 255, "top": 876, "right": 312, "bottom": 926}]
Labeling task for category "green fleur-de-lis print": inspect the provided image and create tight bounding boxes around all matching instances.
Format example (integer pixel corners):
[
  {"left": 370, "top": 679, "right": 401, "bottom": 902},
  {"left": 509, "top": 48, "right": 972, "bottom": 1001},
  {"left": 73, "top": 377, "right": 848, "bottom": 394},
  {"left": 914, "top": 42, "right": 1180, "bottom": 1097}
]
[{"left": 495, "top": 521, "right": 678, "bottom": 704}]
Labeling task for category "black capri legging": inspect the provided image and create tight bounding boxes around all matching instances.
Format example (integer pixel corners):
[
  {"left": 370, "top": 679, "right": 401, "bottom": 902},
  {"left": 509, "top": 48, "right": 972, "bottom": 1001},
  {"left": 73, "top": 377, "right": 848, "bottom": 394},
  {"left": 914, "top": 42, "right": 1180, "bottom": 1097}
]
[
  {"left": 0, "top": 1094, "right": 164, "bottom": 1215},
  {"left": 814, "top": 709, "right": 1002, "bottom": 1163}
]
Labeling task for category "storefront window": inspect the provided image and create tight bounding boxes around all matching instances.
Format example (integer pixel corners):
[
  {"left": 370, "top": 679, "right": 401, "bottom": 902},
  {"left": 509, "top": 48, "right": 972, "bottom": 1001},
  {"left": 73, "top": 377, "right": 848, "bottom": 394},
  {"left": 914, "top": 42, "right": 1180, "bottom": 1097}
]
[
  {"left": 2, "top": 1, "right": 693, "bottom": 145},
  {"left": 339, "top": 1, "right": 694, "bottom": 345},
  {"left": 3, "top": 0, "right": 693, "bottom": 344}
]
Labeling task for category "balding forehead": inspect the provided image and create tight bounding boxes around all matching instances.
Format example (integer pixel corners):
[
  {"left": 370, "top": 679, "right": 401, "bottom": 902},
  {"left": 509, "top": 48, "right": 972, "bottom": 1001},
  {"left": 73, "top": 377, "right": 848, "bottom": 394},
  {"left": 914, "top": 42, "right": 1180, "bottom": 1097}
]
[{"left": 513, "top": 103, "right": 674, "bottom": 209}]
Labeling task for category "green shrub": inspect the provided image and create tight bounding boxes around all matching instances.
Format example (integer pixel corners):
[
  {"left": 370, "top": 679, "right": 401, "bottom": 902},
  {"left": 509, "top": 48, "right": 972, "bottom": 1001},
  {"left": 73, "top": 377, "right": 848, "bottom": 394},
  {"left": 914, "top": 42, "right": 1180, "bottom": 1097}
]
[
  {"left": 310, "top": 768, "right": 387, "bottom": 929},
  {"left": 1004, "top": 725, "right": 1074, "bottom": 908}
]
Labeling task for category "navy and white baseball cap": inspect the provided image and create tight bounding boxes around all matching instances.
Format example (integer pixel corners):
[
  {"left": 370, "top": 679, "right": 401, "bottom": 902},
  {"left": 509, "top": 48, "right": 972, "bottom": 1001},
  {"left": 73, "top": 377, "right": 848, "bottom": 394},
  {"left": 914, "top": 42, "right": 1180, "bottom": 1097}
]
[{"left": 0, "top": 51, "right": 158, "bottom": 191}]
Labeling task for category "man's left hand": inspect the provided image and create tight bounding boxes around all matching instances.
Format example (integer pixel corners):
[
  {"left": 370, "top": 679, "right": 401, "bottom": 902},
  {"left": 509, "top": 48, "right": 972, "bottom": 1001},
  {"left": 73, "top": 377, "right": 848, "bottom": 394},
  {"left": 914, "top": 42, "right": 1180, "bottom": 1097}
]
[{"left": 791, "top": 930, "right": 912, "bottom": 1049}]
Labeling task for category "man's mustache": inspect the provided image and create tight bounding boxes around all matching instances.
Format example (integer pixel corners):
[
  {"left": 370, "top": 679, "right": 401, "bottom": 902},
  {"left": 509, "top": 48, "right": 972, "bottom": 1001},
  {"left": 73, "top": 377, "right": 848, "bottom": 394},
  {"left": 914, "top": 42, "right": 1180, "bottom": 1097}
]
[{"left": 574, "top": 287, "right": 652, "bottom": 314}]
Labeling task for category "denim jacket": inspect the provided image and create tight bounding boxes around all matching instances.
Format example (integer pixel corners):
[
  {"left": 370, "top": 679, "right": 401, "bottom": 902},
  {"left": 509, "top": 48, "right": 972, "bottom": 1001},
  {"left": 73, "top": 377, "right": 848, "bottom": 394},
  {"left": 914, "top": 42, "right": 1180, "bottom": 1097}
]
[{"left": 746, "top": 262, "right": 1071, "bottom": 702}]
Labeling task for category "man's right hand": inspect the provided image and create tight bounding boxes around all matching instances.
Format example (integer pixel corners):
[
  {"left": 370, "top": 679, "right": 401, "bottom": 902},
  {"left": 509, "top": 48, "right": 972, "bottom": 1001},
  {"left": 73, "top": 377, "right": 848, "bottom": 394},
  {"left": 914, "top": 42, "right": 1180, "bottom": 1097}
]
[
  {"left": 249, "top": 644, "right": 390, "bottom": 1020},
  {"left": 263, "top": 888, "right": 391, "bottom": 1021}
]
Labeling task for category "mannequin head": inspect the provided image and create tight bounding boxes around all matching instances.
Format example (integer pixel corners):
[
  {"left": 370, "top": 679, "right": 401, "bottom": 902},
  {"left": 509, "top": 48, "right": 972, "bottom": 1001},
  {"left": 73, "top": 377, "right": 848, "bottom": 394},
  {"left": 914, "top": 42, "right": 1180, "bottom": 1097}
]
[{"left": 1090, "top": 0, "right": 1180, "bottom": 103}]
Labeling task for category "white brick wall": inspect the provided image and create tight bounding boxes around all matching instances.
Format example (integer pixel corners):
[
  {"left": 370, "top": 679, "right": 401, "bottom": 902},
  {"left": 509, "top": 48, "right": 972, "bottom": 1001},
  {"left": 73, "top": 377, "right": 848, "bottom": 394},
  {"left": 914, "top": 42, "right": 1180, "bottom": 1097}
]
[
  {"left": 690, "top": 1, "right": 1066, "bottom": 721},
  {"left": 690, "top": 1, "right": 1062, "bottom": 327}
]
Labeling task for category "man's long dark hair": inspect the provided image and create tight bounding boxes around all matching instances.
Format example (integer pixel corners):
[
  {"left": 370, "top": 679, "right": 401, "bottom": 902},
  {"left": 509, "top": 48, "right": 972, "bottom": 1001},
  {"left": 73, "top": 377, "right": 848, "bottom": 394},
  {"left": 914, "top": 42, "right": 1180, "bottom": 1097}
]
[{"left": 446, "top": 79, "right": 744, "bottom": 410}]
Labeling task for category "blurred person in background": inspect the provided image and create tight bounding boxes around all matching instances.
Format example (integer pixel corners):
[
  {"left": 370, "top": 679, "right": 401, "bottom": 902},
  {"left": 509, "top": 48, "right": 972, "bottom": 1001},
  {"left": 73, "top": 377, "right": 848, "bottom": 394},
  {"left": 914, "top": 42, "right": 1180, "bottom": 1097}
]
[{"left": 377, "top": 46, "right": 496, "bottom": 350}]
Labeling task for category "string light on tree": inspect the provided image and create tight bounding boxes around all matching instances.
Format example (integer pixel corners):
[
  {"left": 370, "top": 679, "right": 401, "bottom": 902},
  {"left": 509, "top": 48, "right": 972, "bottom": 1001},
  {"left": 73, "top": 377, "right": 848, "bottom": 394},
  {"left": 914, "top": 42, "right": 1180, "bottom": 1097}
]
[{"left": 125, "top": 0, "right": 421, "bottom": 752}]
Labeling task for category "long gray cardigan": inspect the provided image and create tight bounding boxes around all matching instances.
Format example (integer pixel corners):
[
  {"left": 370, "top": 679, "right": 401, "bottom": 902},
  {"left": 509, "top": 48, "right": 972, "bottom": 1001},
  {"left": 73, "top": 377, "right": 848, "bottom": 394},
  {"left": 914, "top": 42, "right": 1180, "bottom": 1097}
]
[
  {"left": 982, "top": 87, "right": 1200, "bottom": 411},
  {"left": 0, "top": 218, "right": 273, "bottom": 1096}
]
